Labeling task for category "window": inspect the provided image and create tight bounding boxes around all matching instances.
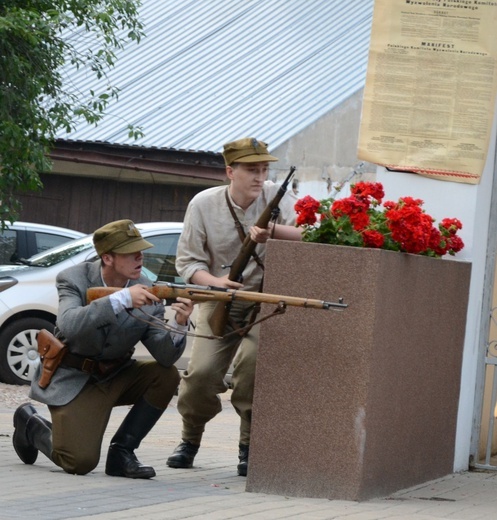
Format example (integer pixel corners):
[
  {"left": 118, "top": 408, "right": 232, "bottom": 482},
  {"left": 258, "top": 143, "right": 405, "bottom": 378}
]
[
  {"left": 143, "top": 233, "right": 182, "bottom": 283},
  {"left": 0, "top": 230, "right": 17, "bottom": 264},
  {"left": 33, "top": 232, "right": 76, "bottom": 253}
]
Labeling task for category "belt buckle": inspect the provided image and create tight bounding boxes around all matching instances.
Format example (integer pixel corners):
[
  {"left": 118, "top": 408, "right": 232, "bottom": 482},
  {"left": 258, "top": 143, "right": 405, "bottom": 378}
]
[{"left": 82, "top": 358, "right": 96, "bottom": 373}]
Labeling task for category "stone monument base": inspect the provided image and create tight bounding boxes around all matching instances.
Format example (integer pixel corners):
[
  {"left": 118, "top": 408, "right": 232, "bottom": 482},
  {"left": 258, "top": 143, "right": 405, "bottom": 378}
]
[{"left": 246, "top": 241, "right": 471, "bottom": 501}]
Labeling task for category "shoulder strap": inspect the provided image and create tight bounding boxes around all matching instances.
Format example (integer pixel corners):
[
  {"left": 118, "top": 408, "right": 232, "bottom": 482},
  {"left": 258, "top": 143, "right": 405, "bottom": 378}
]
[
  {"left": 224, "top": 187, "right": 266, "bottom": 330},
  {"left": 225, "top": 188, "right": 247, "bottom": 243},
  {"left": 224, "top": 188, "right": 265, "bottom": 270}
]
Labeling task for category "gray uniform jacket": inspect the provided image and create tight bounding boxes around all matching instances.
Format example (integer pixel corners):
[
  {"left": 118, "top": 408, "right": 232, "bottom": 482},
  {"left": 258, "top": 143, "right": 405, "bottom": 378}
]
[{"left": 29, "top": 260, "right": 186, "bottom": 406}]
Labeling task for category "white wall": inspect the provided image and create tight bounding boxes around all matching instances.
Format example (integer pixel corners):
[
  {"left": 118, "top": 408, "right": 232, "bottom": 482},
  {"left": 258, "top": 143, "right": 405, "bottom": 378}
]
[{"left": 375, "top": 126, "right": 496, "bottom": 471}]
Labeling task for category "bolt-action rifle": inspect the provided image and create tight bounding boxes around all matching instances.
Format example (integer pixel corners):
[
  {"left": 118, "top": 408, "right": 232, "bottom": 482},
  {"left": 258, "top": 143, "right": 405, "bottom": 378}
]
[
  {"left": 86, "top": 282, "right": 347, "bottom": 309},
  {"left": 208, "top": 166, "right": 297, "bottom": 336},
  {"left": 86, "top": 282, "right": 347, "bottom": 337}
]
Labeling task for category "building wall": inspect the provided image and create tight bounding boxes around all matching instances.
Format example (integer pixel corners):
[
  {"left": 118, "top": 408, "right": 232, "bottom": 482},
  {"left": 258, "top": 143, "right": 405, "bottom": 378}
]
[
  {"left": 272, "top": 89, "right": 377, "bottom": 200},
  {"left": 17, "top": 173, "right": 211, "bottom": 233}
]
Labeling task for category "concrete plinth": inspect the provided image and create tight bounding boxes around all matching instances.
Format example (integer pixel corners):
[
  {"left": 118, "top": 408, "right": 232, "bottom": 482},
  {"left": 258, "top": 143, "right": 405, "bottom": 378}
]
[{"left": 246, "top": 241, "right": 471, "bottom": 501}]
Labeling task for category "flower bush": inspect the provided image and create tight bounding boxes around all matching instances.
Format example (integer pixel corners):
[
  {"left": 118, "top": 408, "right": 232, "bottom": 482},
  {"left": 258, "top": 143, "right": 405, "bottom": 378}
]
[{"left": 294, "top": 181, "right": 464, "bottom": 257}]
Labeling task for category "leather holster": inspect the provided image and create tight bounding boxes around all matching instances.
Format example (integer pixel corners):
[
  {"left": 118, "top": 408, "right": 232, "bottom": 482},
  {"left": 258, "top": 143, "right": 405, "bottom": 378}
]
[{"left": 37, "top": 329, "right": 67, "bottom": 389}]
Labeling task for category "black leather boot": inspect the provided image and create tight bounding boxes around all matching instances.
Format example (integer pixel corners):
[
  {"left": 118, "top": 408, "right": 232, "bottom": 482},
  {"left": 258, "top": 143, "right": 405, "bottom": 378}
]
[
  {"left": 13, "top": 403, "right": 53, "bottom": 464},
  {"left": 237, "top": 444, "right": 249, "bottom": 476},
  {"left": 167, "top": 440, "right": 199, "bottom": 468},
  {"left": 13, "top": 403, "right": 39, "bottom": 464},
  {"left": 26, "top": 413, "right": 53, "bottom": 460},
  {"left": 105, "top": 398, "right": 164, "bottom": 479}
]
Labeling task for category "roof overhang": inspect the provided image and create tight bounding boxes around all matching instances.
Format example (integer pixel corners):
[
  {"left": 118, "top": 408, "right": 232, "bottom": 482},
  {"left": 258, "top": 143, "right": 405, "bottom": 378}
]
[{"left": 48, "top": 140, "right": 227, "bottom": 187}]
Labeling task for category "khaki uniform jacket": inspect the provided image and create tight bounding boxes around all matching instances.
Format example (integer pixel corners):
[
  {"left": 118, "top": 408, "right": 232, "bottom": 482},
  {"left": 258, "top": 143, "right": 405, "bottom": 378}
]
[
  {"left": 176, "top": 182, "right": 297, "bottom": 292},
  {"left": 30, "top": 260, "right": 185, "bottom": 406}
]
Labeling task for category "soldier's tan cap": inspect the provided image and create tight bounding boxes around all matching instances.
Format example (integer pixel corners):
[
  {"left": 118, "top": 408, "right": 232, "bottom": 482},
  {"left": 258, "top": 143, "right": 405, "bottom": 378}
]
[
  {"left": 222, "top": 137, "right": 278, "bottom": 166},
  {"left": 93, "top": 219, "right": 153, "bottom": 256}
]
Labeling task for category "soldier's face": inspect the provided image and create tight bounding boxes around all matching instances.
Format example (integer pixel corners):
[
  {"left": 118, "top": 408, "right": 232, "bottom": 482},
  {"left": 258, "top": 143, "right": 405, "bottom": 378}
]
[
  {"left": 102, "top": 251, "right": 144, "bottom": 281},
  {"left": 227, "top": 162, "right": 269, "bottom": 204}
]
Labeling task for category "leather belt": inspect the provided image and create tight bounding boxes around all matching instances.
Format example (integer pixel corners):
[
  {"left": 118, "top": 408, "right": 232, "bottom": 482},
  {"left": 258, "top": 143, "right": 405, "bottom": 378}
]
[
  {"left": 62, "top": 352, "right": 99, "bottom": 373},
  {"left": 61, "top": 351, "right": 132, "bottom": 375}
]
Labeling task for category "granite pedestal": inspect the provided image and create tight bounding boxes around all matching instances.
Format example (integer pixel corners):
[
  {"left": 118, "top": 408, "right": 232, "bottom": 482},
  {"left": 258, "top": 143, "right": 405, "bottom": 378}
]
[{"left": 246, "top": 241, "right": 471, "bottom": 501}]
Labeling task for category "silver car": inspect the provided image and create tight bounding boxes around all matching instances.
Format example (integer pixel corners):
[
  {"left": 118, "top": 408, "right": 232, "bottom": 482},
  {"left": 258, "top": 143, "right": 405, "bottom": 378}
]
[{"left": 0, "top": 221, "right": 85, "bottom": 265}]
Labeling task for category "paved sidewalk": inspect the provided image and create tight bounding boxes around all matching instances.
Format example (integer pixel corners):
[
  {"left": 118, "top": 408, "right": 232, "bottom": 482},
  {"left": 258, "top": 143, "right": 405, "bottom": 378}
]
[{"left": 2, "top": 392, "right": 497, "bottom": 520}]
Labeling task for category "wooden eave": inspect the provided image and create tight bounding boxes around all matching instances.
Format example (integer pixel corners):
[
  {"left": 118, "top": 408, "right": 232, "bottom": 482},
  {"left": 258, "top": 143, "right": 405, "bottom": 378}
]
[{"left": 48, "top": 140, "right": 227, "bottom": 187}]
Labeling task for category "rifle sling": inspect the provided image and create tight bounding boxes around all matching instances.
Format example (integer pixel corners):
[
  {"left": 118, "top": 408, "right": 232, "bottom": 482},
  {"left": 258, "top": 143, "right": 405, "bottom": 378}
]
[
  {"left": 226, "top": 302, "right": 261, "bottom": 337},
  {"left": 224, "top": 187, "right": 283, "bottom": 332},
  {"left": 224, "top": 188, "right": 265, "bottom": 270},
  {"left": 224, "top": 187, "right": 269, "bottom": 331},
  {"left": 126, "top": 303, "right": 286, "bottom": 340}
]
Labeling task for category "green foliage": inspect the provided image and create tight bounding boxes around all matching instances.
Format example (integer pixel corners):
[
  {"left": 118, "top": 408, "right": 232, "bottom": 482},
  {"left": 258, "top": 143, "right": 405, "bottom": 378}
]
[{"left": 0, "top": 0, "right": 144, "bottom": 225}]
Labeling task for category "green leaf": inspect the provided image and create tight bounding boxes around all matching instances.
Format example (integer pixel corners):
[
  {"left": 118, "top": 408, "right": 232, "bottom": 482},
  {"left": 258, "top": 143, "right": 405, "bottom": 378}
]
[{"left": 0, "top": 0, "right": 145, "bottom": 226}]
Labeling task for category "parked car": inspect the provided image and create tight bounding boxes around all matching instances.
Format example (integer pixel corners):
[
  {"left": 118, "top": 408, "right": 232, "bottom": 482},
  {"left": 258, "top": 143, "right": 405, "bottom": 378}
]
[
  {"left": 0, "top": 222, "right": 196, "bottom": 385},
  {"left": 0, "top": 221, "right": 85, "bottom": 265}
]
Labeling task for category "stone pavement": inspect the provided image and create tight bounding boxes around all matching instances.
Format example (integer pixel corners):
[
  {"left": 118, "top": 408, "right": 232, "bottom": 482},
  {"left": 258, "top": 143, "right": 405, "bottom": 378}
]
[{"left": 2, "top": 391, "right": 497, "bottom": 520}]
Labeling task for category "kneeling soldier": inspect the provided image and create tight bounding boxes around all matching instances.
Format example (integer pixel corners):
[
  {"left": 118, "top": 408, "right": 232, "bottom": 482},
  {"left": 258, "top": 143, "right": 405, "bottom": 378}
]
[{"left": 13, "top": 219, "right": 193, "bottom": 478}]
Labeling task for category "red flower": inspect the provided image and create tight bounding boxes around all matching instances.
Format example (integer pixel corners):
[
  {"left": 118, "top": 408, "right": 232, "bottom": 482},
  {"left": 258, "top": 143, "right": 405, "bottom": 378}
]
[
  {"left": 362, "top": 230, "right": 385, "bottom": 248},
  {"left": 440, "top": 218, "right": 463, "bottom": 235},
  {"left": 295, "top": 195, "right": 320, "bottom": 226},
  {"left": 383, "top": 197, "right": 437, "bottom": 254},
  {"left": 447, "top": 234, "right": 465, "bottom": 253},
  {"left": 294, "top": 182, "right": 464, "bottom": 258},
  {"left": 331, "top": 197, "right": 370, "bottom": 229},
  {"left": 351, "top": 182, "right": 384, "bottom": 203}
]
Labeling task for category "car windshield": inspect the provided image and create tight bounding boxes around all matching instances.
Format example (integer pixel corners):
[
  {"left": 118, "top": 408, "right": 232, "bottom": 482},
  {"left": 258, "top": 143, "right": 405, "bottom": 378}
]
[{"left": 21, "top": 235, "right": 94, "bottom": 267}]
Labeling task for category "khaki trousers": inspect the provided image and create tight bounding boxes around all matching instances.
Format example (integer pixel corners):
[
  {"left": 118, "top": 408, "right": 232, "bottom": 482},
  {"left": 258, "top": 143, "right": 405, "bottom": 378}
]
[
  {"left": 177, "top": 301, "right": 259, "bottom": 446},
  {"left": 49, "top": 360, "right": 179, "bottom": 475}
]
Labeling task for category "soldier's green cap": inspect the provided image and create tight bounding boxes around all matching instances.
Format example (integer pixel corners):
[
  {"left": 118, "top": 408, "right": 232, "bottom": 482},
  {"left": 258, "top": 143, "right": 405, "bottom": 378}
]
[
  {"left": 222, "top": 137, "right": 278, "bottom": 166},
  {"left": 93, "top": 219, "right": 153, "bottom": 256}
]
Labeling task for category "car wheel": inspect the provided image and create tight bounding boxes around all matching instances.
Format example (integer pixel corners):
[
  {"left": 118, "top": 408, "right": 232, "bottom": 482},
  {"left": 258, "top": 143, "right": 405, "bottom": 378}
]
[{"left": 0, "top": 318, "right": 55, "bottom": 385}]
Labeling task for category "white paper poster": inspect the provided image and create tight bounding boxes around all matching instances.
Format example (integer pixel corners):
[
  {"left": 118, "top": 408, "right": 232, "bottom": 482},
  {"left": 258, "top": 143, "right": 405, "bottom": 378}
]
[{"left": 358, "top": 0, "right": 497, "bottom": 183}]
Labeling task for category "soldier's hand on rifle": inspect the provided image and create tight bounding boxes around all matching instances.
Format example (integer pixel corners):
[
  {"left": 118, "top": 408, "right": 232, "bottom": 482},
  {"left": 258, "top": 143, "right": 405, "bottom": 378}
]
[
  {"left": 171, "top": 297, "right": 194, "bottom": 326},
  {"left": 219, "top": 274, "right": 244, "bottom": 290},
  {"left": 249, "top": 224, "right": 272, "bottom": 243},
  {"left": 191, "top": 270, "right": 244, "bottom": 290},
  {"left": 128, "top": 284, "right": 161, "bottom": 308},
  {"left": 250, "top": 223, "right": 303, "bottom": 242}
]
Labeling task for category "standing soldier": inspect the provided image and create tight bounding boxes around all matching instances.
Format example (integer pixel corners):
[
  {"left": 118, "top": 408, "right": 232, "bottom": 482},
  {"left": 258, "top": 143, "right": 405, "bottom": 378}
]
[{"left": 167, "top": 137, "right": 301, "bottom": 476}]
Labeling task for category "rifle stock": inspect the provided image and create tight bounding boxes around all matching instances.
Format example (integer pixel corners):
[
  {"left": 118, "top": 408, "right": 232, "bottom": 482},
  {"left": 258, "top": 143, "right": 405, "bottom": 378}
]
[
  {"left": 86, "top": 282, "right": 347, "bottom": 313},
  {"left": 209, "top": 166, "right": 296, "bottom": 335}
]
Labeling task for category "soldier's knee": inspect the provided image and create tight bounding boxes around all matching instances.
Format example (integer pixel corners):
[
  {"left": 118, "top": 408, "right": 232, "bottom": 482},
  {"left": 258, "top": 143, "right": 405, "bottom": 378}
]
[{"left": 57, "top": 453, "right": 99, "bottom": 475}]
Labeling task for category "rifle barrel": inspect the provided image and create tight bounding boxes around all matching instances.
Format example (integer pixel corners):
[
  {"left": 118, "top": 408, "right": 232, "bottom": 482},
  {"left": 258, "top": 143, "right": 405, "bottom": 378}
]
[{"left": 86, "top": 283, "right": 347, "bottom": 310}]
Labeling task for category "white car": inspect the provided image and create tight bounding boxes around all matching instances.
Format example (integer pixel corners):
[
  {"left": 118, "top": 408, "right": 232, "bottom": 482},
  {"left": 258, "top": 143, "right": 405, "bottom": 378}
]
[
  {"left": 0, "top": 222, "right": 190, "bottom": 385},
  {"left": 0, "top": 221, "right": 85, "bottom": 265}
]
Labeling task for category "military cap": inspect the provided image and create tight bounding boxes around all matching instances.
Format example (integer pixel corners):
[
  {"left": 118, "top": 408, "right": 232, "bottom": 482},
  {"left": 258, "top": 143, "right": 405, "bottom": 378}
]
[
  {"left": 93, "top": 219, "right": 153, "bottom": 256},
  {"left": 222, "top": 137, "right": 278, "bottom": 166}
]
